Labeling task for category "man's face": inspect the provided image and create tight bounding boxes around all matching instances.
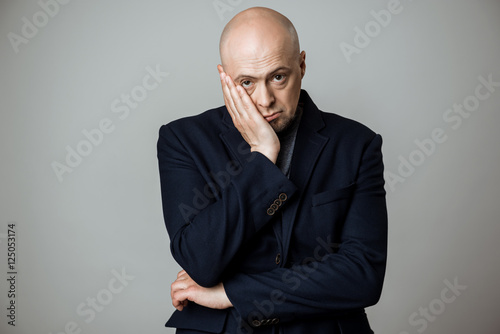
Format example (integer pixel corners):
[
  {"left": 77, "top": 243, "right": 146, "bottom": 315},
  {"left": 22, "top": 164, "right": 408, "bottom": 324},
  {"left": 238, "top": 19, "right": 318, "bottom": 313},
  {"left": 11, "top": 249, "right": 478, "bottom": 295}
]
[{"left": 223, "top": 40, "right": 306, "bottom": 134}]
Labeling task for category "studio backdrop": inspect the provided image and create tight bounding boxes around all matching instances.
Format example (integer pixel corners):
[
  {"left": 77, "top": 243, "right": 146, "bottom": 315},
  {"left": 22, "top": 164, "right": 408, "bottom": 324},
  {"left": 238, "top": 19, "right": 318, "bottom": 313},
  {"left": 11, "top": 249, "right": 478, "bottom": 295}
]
[{"left": 1, "top": 1, "right": 499, "bottom": 333}]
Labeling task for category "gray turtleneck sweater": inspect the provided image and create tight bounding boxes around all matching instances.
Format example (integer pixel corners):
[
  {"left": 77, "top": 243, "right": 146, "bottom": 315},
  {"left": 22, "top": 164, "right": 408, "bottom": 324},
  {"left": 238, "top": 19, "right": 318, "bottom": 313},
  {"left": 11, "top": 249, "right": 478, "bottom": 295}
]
[{"left": 275, "top": 105, "right": 303, "bottom": 178}]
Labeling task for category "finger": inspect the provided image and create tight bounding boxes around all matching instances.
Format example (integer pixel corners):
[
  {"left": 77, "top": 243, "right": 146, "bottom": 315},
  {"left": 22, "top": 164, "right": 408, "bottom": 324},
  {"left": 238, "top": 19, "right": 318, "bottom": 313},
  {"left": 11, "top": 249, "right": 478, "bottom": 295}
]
[
  {"left": 173, "top": 299, "right": 184, "bottom": 311},
  {"left": 175, "top": 276, "right": 187, "bottom": 283},
  {"left": 172, "top": 289, "right": 193, "bottom": 311},
  {"left": 222, "top": 74, "right": 240, "bottom": 123},
  {"left": 225, "top": 75, "right": 245, "bottom": 117},
  {"left": 171, "top": 287, "right": 183, "bottom": 311},
  {"left": 218, "top": 70, "right": 244, "bottom": 132},
  {"left": 177, "top": 270, "right": 186, "bottom": 278},
  {"left": 170, "top": 281, "right": 178, "bottom": 300},
  {"left": 236, "top": 85, "right": 260, "bottom": 116},
  {"left": 225, "top": 76, "right": 259, "bottom": 140},
  {"left": 222, "top": 73, "right": 236, "bottom": 111},
  {"left": 170, "top": 281, "right": 186, "bottom": 303},
  {"left": 220, "top": 73, "right": 233, "bottom": 114},
  {"left": 171, "top": 284, "right": 191, "bottom": 311},
  {"left": 226, "top": 76, "right": 257, "bottom": 125},
  {"left": 218, "top": 71, "right": 234, "bottom": 116},
  {"left": 172, "top": 296, "right": 183, "bottom": 311}
]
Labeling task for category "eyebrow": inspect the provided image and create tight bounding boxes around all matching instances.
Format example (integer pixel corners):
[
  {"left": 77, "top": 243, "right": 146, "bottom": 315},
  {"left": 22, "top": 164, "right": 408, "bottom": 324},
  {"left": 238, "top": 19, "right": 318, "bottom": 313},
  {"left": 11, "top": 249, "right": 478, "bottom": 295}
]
[{"left": 234, "top": 66, "right": 292, "bottom": 83}]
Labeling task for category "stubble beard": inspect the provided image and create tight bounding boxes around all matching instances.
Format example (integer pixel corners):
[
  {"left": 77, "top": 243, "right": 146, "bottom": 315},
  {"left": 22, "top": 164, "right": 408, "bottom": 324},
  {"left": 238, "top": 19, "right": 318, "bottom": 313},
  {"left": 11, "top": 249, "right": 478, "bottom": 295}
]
[{"left": 272, "top": 106, "right": 302, "bottom": 135}]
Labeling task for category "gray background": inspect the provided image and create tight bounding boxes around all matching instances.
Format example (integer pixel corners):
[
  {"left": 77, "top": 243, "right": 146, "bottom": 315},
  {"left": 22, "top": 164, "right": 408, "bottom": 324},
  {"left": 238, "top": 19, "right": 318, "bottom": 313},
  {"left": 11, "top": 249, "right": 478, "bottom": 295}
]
[{"left": 1, "top": 0, "right": 499, "bottom": 333}]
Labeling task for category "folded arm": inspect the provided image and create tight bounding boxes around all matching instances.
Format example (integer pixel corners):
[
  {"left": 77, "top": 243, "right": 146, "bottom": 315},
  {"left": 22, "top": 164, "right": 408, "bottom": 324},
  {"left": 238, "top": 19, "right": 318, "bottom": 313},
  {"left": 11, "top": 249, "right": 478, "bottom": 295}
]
[
  {"left": 158, "top": 67, "right": 296, "bottom": 288},
  {"left": 158, "top": 126, "right": 296, "bottom": 287},
  {"left": 222, "top": 134, "right": 387, "bottom": 325}
]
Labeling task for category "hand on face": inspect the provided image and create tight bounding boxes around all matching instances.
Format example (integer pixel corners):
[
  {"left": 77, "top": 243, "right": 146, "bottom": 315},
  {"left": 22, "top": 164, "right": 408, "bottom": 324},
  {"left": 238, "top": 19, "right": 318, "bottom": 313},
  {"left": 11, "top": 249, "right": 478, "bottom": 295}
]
[
  {"left": 170, "top": 270, "right": 233, "bottom": 311},
  {"left": 217, "top": 65, "right": 280, "bottom": 164}
]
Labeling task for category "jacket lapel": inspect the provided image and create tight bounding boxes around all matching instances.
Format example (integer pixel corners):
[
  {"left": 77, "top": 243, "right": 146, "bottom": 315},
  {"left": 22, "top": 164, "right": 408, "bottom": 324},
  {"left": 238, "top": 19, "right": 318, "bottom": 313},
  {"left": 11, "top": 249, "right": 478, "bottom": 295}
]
[{"left": 282, "top": 90, "right": 329, "bottom": 262}]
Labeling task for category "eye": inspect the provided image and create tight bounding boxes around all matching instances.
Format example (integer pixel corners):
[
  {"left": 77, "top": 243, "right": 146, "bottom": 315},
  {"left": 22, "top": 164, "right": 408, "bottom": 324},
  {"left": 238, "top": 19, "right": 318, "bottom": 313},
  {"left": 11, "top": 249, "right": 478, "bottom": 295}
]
[
  {"left": 273, "top": 74, "right": 285, "bottom": 83},
  {"left": 241, "top": 80, "right": 253, "bottom": 88}
]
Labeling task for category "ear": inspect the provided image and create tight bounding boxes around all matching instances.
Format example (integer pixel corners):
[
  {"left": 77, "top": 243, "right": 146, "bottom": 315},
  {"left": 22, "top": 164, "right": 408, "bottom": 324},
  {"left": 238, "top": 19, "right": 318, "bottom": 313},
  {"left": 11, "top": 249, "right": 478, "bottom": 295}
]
[{"left": 299, "top": 51, "right": 306, "bottom": 79}]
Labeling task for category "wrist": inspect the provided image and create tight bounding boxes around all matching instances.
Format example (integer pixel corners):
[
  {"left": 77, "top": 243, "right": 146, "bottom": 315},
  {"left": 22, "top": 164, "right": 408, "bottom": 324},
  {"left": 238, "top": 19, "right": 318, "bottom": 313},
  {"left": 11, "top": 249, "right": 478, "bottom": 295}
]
[{"left": 251, "top": 146, "right": 280, "bottom": 164}]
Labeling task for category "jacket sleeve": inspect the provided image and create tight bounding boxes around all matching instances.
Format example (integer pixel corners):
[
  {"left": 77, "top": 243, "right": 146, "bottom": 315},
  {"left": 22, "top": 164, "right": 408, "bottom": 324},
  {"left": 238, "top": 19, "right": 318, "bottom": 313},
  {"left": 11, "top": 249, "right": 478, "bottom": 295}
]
[
  {"left": 157, "top": 124, "right": 298, "bottom": 287},
  {"left": 223, "top": 134, "right": 388, "bottom": 326}
]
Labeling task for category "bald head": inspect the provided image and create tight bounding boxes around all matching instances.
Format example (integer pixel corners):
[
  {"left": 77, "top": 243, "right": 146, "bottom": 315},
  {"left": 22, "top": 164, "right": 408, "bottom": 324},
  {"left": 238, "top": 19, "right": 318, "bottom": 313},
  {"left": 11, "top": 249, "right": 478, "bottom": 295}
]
[
  {"left": 219, "top": 7, "right": 300, "bottom": 67},
  {"left": 218, "top": 7, "right": 306, "bottom": 134}
]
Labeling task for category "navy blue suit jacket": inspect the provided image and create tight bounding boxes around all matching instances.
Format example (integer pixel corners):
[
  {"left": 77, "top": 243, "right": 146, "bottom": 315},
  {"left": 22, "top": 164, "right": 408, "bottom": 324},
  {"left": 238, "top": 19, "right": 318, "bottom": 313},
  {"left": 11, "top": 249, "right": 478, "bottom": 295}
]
[{"left": 157, "top": 90, "right": 387, "bottom": 333}]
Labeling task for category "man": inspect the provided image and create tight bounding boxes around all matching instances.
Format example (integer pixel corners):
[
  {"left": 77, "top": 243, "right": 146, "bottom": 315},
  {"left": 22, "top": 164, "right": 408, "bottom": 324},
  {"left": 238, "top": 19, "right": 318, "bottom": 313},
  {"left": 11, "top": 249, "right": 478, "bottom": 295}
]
[{"left": 157, "top": 7, "right": 387, "bottom": 333}]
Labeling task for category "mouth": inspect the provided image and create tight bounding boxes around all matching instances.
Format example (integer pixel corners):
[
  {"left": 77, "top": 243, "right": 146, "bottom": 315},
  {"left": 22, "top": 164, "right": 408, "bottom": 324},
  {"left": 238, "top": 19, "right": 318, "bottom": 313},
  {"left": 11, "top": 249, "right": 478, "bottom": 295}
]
[{"left": 264, "top": 112, "right": 280, "bottom": 122}]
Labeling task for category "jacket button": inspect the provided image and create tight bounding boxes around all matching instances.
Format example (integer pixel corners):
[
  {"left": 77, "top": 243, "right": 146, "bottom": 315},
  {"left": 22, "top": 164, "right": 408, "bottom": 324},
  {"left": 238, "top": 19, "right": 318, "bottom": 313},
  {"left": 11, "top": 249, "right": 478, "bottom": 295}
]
[
  {"left": 275, "top": 253, "right": 281, "bottom": 265},
  {"left": 267, "top": 208, "right": 275, "bottom": 216},
  {"left": 274, "top": 199, "right": 282, "bottom": 206},
  {"left": 279, "top": 193, "right": 287, "bottom": 201},
  {"left": 252, "top": 319, "right": 261, "bottom": 327},
  {"left": 272, "top": 318, "right": 280, "bottom": 324},
  {"left": 270, "top": 203, "right": 279, "bottom": 211}
]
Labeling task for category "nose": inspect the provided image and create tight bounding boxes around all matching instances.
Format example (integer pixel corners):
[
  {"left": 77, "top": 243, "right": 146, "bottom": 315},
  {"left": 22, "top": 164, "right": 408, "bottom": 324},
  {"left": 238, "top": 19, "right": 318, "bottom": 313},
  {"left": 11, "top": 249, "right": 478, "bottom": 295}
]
[{"left": 252, "top": 84, "right": 275, "bottom": 111}]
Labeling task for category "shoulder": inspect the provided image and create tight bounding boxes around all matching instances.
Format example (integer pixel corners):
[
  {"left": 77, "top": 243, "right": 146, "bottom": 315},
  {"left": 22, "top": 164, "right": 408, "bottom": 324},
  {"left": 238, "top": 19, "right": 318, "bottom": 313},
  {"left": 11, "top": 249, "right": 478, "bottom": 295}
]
[
  {"left": 300, "top": 89, "right": 379, "bottom": 144},
  {"left": 314, "top": 110, "right": 383, "bottom": 170},
  {"left": 319, "top": 110, "right": 379, "bottom": 145},
  {"left": 158, "top": 106, "right": 226, "bottom": 139}
]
